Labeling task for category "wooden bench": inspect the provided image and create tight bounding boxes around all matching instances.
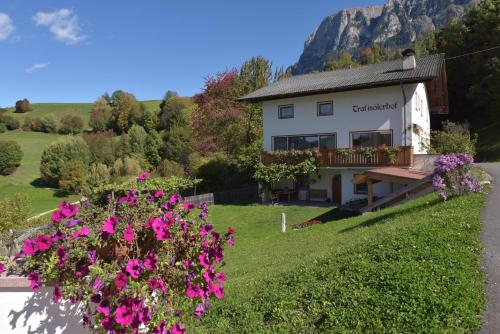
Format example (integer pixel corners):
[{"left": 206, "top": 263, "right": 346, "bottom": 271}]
[{"left": 309, "top": 189, "right": 328, "bottom": 201}]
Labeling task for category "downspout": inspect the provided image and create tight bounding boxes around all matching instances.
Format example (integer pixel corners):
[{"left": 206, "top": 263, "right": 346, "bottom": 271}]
[{"left": 399, "top": 81, "right": 407, "bottom": 147}]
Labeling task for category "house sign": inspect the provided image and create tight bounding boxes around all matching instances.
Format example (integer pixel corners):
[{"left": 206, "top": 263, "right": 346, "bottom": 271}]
[{"left": 352, "top": 102, "right": 398, "bottom": 112}]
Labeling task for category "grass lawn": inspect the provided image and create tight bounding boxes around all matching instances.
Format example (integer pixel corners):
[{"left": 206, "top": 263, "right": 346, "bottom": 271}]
[
  {"left": 192, "top": 192, "right": 486, "bottom": 333},
  {"left": 0, "top": 131, "right": 78, "bottom": 213}
]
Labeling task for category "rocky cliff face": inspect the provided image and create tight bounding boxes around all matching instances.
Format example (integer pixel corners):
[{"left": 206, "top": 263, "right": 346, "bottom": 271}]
[{"left": 292, "top": 0, "right": 479, "bottom": 74}]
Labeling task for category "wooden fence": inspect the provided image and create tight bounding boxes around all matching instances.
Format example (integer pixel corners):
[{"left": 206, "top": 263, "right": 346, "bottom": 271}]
[{"left": 185, "top": 185, "right": 259, "bottom": 206}]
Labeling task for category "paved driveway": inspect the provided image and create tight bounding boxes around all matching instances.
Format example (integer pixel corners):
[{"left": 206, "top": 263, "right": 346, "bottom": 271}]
[{"left": 478, "top": 163, "right": 500, "bottom": 333}]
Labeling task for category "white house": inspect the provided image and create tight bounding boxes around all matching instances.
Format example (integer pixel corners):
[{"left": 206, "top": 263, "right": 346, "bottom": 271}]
[{"left": 240, "top": 50, "right": 448, "bottom": 206}]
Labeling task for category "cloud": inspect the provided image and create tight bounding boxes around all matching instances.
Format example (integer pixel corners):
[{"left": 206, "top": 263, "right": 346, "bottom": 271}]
[
  {"left": 33, "top": 8, "right": 86, "bottom": 44},
  {"left": 25, "top": 63, "right": 49, "bottom": 74},
  {"left": 0, "top": 13, "right": 15, "bottom": 41}
]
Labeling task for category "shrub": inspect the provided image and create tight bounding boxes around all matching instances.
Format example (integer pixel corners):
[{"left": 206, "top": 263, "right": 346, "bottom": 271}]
[
  {"left": 431, "top": 121, "right": 477, "bottom": 155},
  {"left": 59, "top": 160, "right": 89, "bottom": 194},
  {"left": 0, "top": 115, "right": 20, "bottom": 130},
  {"left": 87, "top": 163, "right": 112, "bottom": 189},
  {"left": 113, "top": 157, "right": 142, "bottom": 177},
  {"left": 25, "top": 115, "right": 59, "bottom": 133},
  {"left": 17, "top": 174, "right": 234, "bottom": 332},
  {"left": 40, "top": 137, "right": 91, "bottom": 185},
  {"left": 14, "top": 99, "right": 30, "bottom": 113},
  {"left": 0, "top": 140, "right": 23, "bottom": 175},
  {"left": 431, "top": 153, "right": 484, "bottom": 201},
  {"left": 145, "top": 130, "right": 162, "bottom": 167},
  {"left": 83, "top": 131, "right": 119, "bottom": 166},
  {"left": 126, "top": 125, "right": 147, "bottom": 155},
  {"left": 0, "top": 194, "right": 33, "bottom": 253},
  {"left": 59, "top": 114, "right": 84, "bottom": 134},
  {"left": 0, "top": 123, "right": 6, "bottom": 133},
  {"left": 89, "top": 97, "right": 113, "bottom": 132},
  {"left": 157, "top": 159, "right": 185, "bottom": 177}
]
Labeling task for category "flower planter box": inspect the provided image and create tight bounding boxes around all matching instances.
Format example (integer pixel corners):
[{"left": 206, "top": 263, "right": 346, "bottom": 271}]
[{"left": 0, "top": 276, "right": 88, "bottom": 334}]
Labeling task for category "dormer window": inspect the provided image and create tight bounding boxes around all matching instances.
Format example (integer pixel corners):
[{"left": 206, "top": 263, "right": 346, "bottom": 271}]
[
  {"left": 317, "top": 101, "right": 333, "bottom": 116},
  {"left": 278, "top": 105, "right": 294, "bottom": 119}
]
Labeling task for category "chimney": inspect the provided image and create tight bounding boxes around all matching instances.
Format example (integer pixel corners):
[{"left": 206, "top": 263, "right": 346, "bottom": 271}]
[{"left": 402, "top": 48, "right": 416, "bottom": 70}]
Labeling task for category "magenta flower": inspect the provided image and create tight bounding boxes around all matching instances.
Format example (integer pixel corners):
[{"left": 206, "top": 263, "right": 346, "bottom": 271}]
[
  {"left": 198, "top": 252, "right": 211, "bottom": 269},
  {"left": 101, "top": 316, "right": 114, "bottom": 330},
  {"left": 59, "top": 201, "right": 79, "bottom": 218},
  {"left": 51, "top": 210, "right": 65, "bottom": 223},
  {"left": 148, "top": 278, "right": 167, "bottom": 294},
  {"left": 56, "top": 246, "right": 68, "bottom": 267},
  {"left": 27, "top": 271, "right": 42, "bottom": 291},
  {"left": 182, "top": 201, "right": 195, "bottom": 211},
  {"left": 64, "top": 217, "right": 80, "bottom": 228},
  {"left": 114, "top": 272, "right": 128, "bottom": 289},
  {"left": 144, "top": 252, "right": 158, "bottom": 271},
  {"left": 52, "top": 285, "right": 62, "bottom": 302},
  {"left": 116, "top": 304, "right": 134, "bottom": 326},
  {"left": 93, "top": 278, "right": 104, "bottom": 293},
  {"left": 171, "top": 321, "right": 186, "bottom": 334},
  {"left": 125, "top": 259, "right": 143, "bottom": 279},
  {"left": 200, "top": 224, "right": 213, "bottom": 237},
  {"left": 123, "top": 224, "right": 134, "bottom": 244},
  {"left": 210, "top": 284, "right": 224, "bottom": 299},
  {"left": 35, "top": 235, "right": 52, "bottom": 252},
  {"left": 50, "top": 231, "right": 65, "bottom": 243},
  {"left": 139, "top": 306, "right": 151, "bottom": 324},
  {"left": 185, "top": 284, "right": 200, "bottom": 299},
  {"left": 154, "top": 190, "right": 164, "bottom": 198},
  {"left": 227, "top": 226, "right": 235, "bottom": 234},
  {"left": 228, "top": 236, "right": 235, "bottom": 247},
  {"left": 0, "top": 263, "right": 4, "bottom": 275},
  {"left": 87, "top": 250, "right": 97, "bottom": 265},
  {"left": 169, "top": 194, "right": 182, "bottom": 206},
  {"left": 21, "top": 239, "right": 38, "bottom": 256},
  {"left": 102, "top": 216, "right": 119, "bottom": 234},
  {"left": 96, "top": 299, "right": 110, "bottom": 315},
  {"left": 137, "top": 171, "right": 151, "bottom": 182},
  {"left": 71, "top": 226, "right": 90, "bottom": 239},
  {"left": 151, "top": 217, "right": 170, "bottom": 241},
  {"left": 194, "top": 304, "right": 205, "bottom": 318}
]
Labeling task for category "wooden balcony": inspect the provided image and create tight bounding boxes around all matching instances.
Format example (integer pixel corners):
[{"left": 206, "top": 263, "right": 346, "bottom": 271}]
[{"left": 261, "top": 146, "right": 414, "bottom": 168}]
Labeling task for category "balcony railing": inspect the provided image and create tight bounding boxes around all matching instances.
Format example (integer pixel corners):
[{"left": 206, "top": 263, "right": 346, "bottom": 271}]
[{"left": 261, "top": 146, "right": 414, "bottom": 168}]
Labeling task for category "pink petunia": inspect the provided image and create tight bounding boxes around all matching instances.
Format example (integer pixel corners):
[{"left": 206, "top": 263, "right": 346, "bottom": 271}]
[
  {"left": 51, "top": 210, "right": 65, "bottom": 223},
  {"left": 59, "top": 201, "right": 79, "bottom": 218},
  {"left": 21, "top": 239, "right": 38, "bottom": 256},
  {"left": 35, "top": 235, "right": 52, "bottom": 252},
  {"left": 185, "top": 284, "right": 200, "bottom": 299},
  {"left": 194, "top": 304, "right": 205, "bottom": 318},
  {"left": 200, "top": 224, "right": 213, "bottom": 237},
  {"left": 27, "top": 271, "right": 42, "bottom": 291},
  {"left": 0, "top": 263, "right": 4, "bottom": 275},
  {"left": 123, "top": 224, "right": 134, "bottom": 244},
  {"left": 115, "top": 304, "right": 134, "bottom": 327},
  {"left": 198, "top": 252, "right": 211, "bottom": 269},
  {"left": 169, "top": 194, "right": 182, "bottom": 205},
  {"left": 97, "top": 299, "right": 110, "bottom": 315},
  {"left": 151, "top": 218, "right": 170, "bottom": 241},
  {"left": 114, "top": 272, "right": 128, "bottom": 289},
  {"left": 182, "top": 201, "right": 195, "bottom": 211},
  {"left": 137, "top": 172, "right": 151, "bottom": 182},
  {"left": 102, "top": 216, "right": 119, "bottom": 234},
  {"left": 52, "top": 285, "right": 62, "bottom": 302},
  {"left": 71, "top": 226, "right": 90, "bottom": 239},
  {"left": 93, "top": 278, "right": 104, "bottom": 293},
  {"left": 228, "top": 236, "right": 235, "bottom": 247},
  {"left": 227, "top": 226, "right": 235, "bottom": 234},
  {"left": 210, "top": 284, "right": 224, "bottom": 299},
  {"left": 125, "top": 259, "right": 143, "bottom": 279},
  {"left": 50, "top": 230, "right": 65, "bottom": 243},
  {"left": 171, "top": 321, "right": 186, "bottom": 334},
  {"left": 144, "top": 252, "right": 158, "bottom": 271},
  {"left": 154, "top": 190, "right": 164, "bottom": 199}
]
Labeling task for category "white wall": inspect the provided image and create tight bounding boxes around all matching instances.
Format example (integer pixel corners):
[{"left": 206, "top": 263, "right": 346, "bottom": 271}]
[
  {"left": 0, "top": 286, "right": 87, "bottom": 334},
  {"left": 262, "top": 84, "right": 418, "bottom": 151},
  {"left": 340, "top": 169, "right": 393, "bottom": 204},
  {"left": 409, "top": 83, "right": 431, "bottom": 154}
]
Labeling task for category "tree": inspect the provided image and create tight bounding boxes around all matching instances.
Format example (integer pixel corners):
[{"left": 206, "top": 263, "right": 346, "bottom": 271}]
[
  {"left": 110, "top": 90, "right": 144, "bottom": 133},
  {"left": 144, "top": 130, "right": 162, "bottom": 166},
  {"left": 360, "top": 44, "right": 390, "bottom": 64},
  {"left": 0, "top": 140, "right": 23, "bottom": 175},
  {"left": 89, "top": 96, "right": 113, "bottom": 132},
  {"left": 157, "top": 159, "right": 185, "bottom": 177},
  {"left": 431, "top": 121, "right": 478, "bottom": 155},
  {"left": 126, "top": 124, "right": 148, "bottom": 155},
  {"left": 0, "top": 114, "right": 20, "bottom": 130},
  {"left": 87, "top": 163, "right": 112, "bottom": 188},
  {"left": 59, "top": 115, "right": 84, "bottom": 134},
  {"left": 324, "top": 51, "right": 359, "bottom": 71},
  {"left": 15, "top": 99, "right": 30, "bottom": 113},
  {"left": 40, "top": 137, "right": 91, "bottom": 186},
  {"left": 59, "top": 160, "right": 88, "bottom": 194},
  {"left": 83, "top": 131, "right": 119, "bottom": 166}
]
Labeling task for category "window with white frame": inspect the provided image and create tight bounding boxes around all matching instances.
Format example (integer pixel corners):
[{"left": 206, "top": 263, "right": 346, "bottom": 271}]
[
  {"left": 351, "top": 130, "right": 393, "bottom": 147},
  {"left": 317, "top": 101, "right": 333, "bottom": 116},
  {"left": 273, "top": 133, "right": 336, "bottom": 151},
  {"left": 278, "top": 105, "right": 294, "bottom": 119}
]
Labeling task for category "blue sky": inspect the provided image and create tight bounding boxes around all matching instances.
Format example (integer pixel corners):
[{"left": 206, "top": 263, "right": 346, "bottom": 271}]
[{"left": 0, "top": 0, "right": 383, "bottom": 106}]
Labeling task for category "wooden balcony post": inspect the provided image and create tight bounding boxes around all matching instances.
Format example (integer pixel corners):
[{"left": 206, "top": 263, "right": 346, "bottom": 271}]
[{"left": 367, "top": 179, "right": 373, "bottom": 205}]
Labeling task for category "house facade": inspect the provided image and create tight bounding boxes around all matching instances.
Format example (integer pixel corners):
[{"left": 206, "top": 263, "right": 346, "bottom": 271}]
[{"left": 240, "top": 52, "right": 448, "bottom": 205}]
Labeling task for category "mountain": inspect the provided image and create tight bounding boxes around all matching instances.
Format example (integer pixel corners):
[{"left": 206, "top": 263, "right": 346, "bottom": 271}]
[{"left": 292, "top": 0, "right": 480, "bottom": 74}]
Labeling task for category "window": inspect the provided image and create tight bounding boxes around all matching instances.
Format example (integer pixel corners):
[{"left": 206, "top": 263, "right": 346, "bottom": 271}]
[
  {"left": 272, "top": 133, "right": 337, "bottom": 151},
  {"left": 278, "top": 105, "right": 294, "bottom": 119},
  {"left": 317, "top": 101, "right": 333, "bottom": 116},
  {"left": 351, "top": 130, "right": 392, "bottom": 147},
  {"left": 353, "top": 174, "right": 368, "bottom": 194}
]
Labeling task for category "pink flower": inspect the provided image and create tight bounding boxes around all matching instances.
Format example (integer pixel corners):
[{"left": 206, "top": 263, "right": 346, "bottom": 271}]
[
  {"left": 144, "top": 252, "right": 158, "bottom": 271},
  {"left": 228, "top": 236, "right": 235, "bottom": 247},
  {"left": 154, "top": 190, "right": 164, "bottom": 198},
  {"left": 182, "top": 201, "right": 195, "bottom": 211},
  {"left": 35, "top": 235, "right": 52, "bottom": 252},
  {"left": 21, "top": 239, "right": 38, "bottom": 256},
  {"left": 125, "top": 259, "right": 143, "bottom": 279},
  {"left": 51, "top": 210, "right": 65, "bottom": 223},
  {"left": 137, "top": 172, "right": 151, "bottom": 182},
  {"left": 200, "top": 224, "right": 213, "bottom": 237},
  {"left": 102, "top": 216, "right": 119, "bottom": 234},
  {"left": 59, "top": 201, "right": 79, "bottom": 218},
  {"left": 151, "top": 218, "right": 170, "bottom": 241},
  {"left": 194, "top": 304, "right": 205, "bottom": 318},
  {"left": 50, "top": 231, "right": 65, "bottom": 243},
  {"left": 87, "top": 250, "right": 97, "bottom": 265},
  {"left": 71, "top": 226, "right": 90, "bottom": 239},
  {"left": 169, "top": 194, "right": 182, "bottom": 205},
  {"left": 123, "top": 224, "right": 134, "bottom": 244},
  {"left": 171, "top": 321, "right": 185, "bottom": 334},
  {"left": 52, "top": 285, "right": 62, "bottom": 302},
  {"left": 93, "top": 278, "right": 104, "bottom": 293},
  {"left": 114, "top": 272, "right": 128, "bottom": 289},
  {"left": 210, "top": 284, "right": 224, "bottom": 299},
  {"left": 97, "top": 299, "right": 110, "bottom": 315},
  {"left": 27, "top": 272, "right": 41, "bottom": 291},
  {"left": 116, "top": 304, "right": 134, "bottom": 327},
  {"left": 227, "top": 226, "right": 235, "bottom": 234},
  {"left": 198, "top": 252, "right": 211, "bottom": 269},
  {"left": 0, "top": 263, "right": 4, "bottom": 275},
  {"left": 148, "top": 278, "right": 167, "bottom": 294},
  {"left": 56, "top": 246, "right": 68, "bottom": 267},
  {"left": 185, "top": 284, "right": 199, "bottom": 299}
]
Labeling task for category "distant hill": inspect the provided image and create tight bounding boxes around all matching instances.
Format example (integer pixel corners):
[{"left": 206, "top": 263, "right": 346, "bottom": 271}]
[{"left": 292, "top": 0, "right": 480, "bottom": 74}]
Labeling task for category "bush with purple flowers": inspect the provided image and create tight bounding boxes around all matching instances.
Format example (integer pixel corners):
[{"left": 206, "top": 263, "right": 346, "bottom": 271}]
[
  {"left": 18, "top": 172, "right": 235, "bottom": 333},
  {"left": 431, "top": 153, "right": 483, "bottom": 201}
]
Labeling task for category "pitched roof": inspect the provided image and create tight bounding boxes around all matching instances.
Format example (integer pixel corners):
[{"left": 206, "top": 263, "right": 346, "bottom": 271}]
[{"left": 239, "top": 54, "right": 445, "bottom": 102}]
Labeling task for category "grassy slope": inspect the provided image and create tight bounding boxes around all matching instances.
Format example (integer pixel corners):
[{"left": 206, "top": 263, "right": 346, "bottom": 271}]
[
  {"left": 0, "top": 101, "right": 161, "bottom": 213},
  {"left": 194, "top": 193, "right": 486, "bottom": 333}
]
